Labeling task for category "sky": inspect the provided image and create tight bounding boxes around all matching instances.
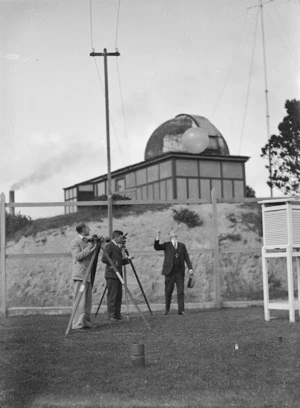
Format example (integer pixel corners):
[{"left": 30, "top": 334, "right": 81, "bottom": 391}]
[{"left": 0, "top": 0, "right": 300, "bottom": 217}]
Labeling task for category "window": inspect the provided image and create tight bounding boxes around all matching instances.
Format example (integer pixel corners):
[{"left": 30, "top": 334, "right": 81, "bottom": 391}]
[
  {"left": 200, "top": 179, "right": 210, "bottom": 200},
  {"left": 142, "top": 186, "right": 148, "bottom": 200},
  {"left": 97, "top": 182, "right": 105, "bottom": 196},
  {"left": 223, "top": 180, "right": 233, "bottom": 199},
  {"left": 115, "top": 178, "right": 125, "bottom": 192},
  {"left": 199, "top": 160, "right": 221, "bottom": 178},
  {"left": 136, "top": 187, "right": 142, "bottom": 200},
  {"left": 176, "top": 160, "right": 198, "bottom": 177},
  {"left": 166, "top": 179, "right": 173, "bottom": 200},
  {"left": 78, "top": 184, "right": 93, "bottom": 192},
  {"left": 160, "top": 181, "right": 166, "bottom": 200},
  {"left": 148, "top": 184, "right": 154, "bottom": 200},
  {"left": 211, "top": 179, "right": 222, "bottom": 198},
  {"left": 234, "top": 180, "right": 244, "bottom": 198},
  {"left": 159, "top": 160, "right": 172, "bottom": 179},
  {"left": 125, "top": 172, "right": 135, "bottom": 188},
  {"left": 136, "top": 168, "right": 147, "bottom": 185},
  {"left": 153, "top": 182, "right": 160, "bottom": 199},
  {"left": 176, "top": 179, "right": 187, "bottom": 199},
  {"left": 222, "top": 162, "right": 243, "bottom": 179},
  {"left": 188, "top": 178, "right": 199, "bottom": 199},
  {"left": 147, "top": 165, "right": 159, "bottom": 182}
]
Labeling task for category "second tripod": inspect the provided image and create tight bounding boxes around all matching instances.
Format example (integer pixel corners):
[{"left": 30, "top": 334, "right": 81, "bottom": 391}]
[{"left": 95, "top": 243, "right": 152, "bottom": 318}]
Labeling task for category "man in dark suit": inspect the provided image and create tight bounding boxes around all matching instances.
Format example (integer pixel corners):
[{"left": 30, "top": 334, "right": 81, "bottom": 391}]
[
  {"left": 154, "top": 230, "right": 193, "bottom": 315},
  {"left": 102, "top": 230, "right": 133, "bottom": 321}
]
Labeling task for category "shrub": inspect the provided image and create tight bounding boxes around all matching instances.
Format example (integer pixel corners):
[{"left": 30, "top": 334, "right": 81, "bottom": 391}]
[
  {"left": 219, "top": 233, "right": 242, "bottom": 244},
  {"left": 96, "top": 193, "right": 132, "bottom": 202},
  {"left": 5, "top": 212, "right": 33, "bottom": 240},
  {"left": 172, "top": 208, "right": 203, "bottom": 228}
]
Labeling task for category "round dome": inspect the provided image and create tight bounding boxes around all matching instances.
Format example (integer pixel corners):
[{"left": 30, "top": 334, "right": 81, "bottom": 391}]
[{"left": 144, "top": 114, "right": 230, "bottom": 160}]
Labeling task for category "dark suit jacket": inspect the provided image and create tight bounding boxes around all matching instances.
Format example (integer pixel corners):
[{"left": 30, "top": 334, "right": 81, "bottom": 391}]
[
  {"left": 154, "top": 240, "right": 193, "bottom": 276},
  {"left": 101, "top": 240, "right": 130, "bottom": 279}
]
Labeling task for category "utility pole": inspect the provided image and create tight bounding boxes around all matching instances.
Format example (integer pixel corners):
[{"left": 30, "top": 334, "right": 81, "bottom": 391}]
[{"left": 90, "top": 48, "right": 120, "bottom": 238}]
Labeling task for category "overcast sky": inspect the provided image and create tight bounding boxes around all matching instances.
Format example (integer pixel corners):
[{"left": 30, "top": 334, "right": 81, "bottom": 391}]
[{"left": 1, "top": 0, "right": 300, "bottom": 216}]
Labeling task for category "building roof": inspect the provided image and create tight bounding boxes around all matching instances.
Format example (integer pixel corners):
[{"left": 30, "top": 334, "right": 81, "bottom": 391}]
[{"left": 144, "top": 113, "right": 230, "bottom": 160}]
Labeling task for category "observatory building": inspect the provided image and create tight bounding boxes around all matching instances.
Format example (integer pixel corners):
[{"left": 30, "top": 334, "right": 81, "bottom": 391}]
[{"left": 64, "top": 114, "right": 249, "bottom": 211}]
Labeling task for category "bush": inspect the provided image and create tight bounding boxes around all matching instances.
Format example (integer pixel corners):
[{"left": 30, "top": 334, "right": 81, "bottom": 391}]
[
  {"left": 96, "top": 193, "right": 132, "bottom": 202},
  {"left": 5, "top": 212, "right": 33, "bottom": 240},
  {"left": 219, "top": 233, "right": 242, "bottom": 244},
  {"left": 172, "top": 208, "right": 203, "bottom": 228}
]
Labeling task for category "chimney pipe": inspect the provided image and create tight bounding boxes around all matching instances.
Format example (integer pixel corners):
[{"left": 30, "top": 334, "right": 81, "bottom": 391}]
[{"left": 9, "top": 190, "right": 15, "bottom": 216}]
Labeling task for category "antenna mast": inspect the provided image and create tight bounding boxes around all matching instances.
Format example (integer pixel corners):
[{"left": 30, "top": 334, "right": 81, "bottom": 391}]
[{"left": 259, "top": 0, "right": 273, "bottom": 197}]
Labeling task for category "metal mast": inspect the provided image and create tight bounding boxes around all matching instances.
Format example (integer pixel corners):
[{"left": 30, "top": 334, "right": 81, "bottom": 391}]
[{"left": 259, "top": 0, "right": 273, "bottom": 197}]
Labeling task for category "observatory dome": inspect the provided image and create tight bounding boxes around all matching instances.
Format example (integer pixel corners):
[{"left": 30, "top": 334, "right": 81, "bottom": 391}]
[{"left": 144, "top": 114, "right": 230, "bottom": 161}]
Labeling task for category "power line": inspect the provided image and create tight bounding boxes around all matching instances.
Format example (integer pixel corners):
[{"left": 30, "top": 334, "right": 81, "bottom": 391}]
[
  {"left": 113, "top": 0, "right": 132, "bottom": 162},
  {"left": 267, "top": 3, "right": 300, "bottom": 70},
  {"left": 211, "top": 10, "right": 251, "bottom": 118},
  {"left": 93, "top": 59, "right": 104, "bottom": 91},
  {"left": 115, "top": 0, "right": 121, "bottom": 49},
  {"left": 116, "top": 58, "right": 131, "bottom": 161},
  {"left": 238, "top": 7, "right": 260, "bottom": 155},
  {"left": 92, "top": 58, "right": 126, "bottom": 166},
  {"left": 89, "top": 0, "right": 94, "bottom": 51},
  {"left": 88, "top": 1, "right": 126, "bottom": 168}
]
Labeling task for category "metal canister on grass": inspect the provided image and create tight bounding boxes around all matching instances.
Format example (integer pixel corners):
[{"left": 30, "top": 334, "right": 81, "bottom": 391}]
[{"left": 131, "top": 343, "right": 145, "bottom": 367}]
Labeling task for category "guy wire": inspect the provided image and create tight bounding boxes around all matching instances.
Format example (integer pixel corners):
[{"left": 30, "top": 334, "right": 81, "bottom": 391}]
[
  {"left": 238, "top": 7, "right": 260, "bottom": 155},
  {"left": 211, "top": 9, "right": 250, "bottom": 118},
  {"left": 114, "top": 0, "right": 131, "bottom": 162},
  {"left": 89, "top": 0, "right": 94, "bottom": 51},
  {"left": 115, "top": 0, "right": 121, "bottom": 49}
]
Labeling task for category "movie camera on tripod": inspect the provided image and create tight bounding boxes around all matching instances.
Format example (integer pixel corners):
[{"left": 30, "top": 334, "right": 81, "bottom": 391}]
[
  {"left": 65, "top": 231, "right": 152, "bottom": 336},
  {"left": 119, "top": 232, "right": 128, "bottom": 248},
  {"left": 85, "top": 235, "right": 110, "bottom": 245}
]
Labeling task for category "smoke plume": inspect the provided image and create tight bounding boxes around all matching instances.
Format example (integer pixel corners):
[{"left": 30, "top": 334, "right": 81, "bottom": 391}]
[{"left": 10, "top": 141, "right": 103, "bottom": 191}]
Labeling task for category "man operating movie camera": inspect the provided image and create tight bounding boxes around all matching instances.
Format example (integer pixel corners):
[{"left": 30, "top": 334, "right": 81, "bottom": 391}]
[{"left": 101, "top": 230, "right": 134, "bottom": 322}]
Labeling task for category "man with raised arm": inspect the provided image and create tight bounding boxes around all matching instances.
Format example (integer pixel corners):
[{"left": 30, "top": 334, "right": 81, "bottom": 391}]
[{"left": 154, "top": 230, "right": 193, "bottom": 315}]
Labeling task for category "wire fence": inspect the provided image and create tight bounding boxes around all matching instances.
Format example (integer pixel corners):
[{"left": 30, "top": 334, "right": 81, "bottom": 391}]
[{"left": 0, "top": 193, "right": 296, "bottom": 316}]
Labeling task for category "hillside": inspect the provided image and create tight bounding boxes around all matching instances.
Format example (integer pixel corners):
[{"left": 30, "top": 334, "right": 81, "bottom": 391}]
[{"left": 5, "top": 202, "right": 281, "bottom": 310}]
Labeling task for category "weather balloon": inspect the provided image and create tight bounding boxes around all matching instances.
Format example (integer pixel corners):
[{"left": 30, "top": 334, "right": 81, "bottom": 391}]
[{"left": 182, "top": 127, "right": 210, "bottom": 154}]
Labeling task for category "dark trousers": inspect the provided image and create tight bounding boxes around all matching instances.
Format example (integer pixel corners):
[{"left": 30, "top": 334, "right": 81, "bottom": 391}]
[
  {"left": 165, "top": 269, "right": 184, "bottom": 313},
  {"left": 106, "top": 278, "right": 123, "bottom": 318}
]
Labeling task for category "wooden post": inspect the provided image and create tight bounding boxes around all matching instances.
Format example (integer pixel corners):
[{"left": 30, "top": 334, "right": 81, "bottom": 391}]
[
  {"left": 286, "top": 246, "right": 295, "bottom": 323},
  {"left": 261, "top": 246, "right": 270, "bottom": 321},
  {"left": 211, "top": 188, "right": 221, "bottom": 308},
  {"left": 296, "top": 257, "right": 300, "bottom": 320},
  {"left": 0, "top": 193, "right": 7, "bottom": 318}
]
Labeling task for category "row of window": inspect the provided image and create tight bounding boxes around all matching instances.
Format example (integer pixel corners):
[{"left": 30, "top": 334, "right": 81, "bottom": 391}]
[
  {"left": 65, "top": 158, "right": 245, "bottom": 202},
  {"left": 133, "top": 177, "right": 244, "bottom": 201},
  {"left": 65, "top": 175, "right": 244, "bottom": 208}
]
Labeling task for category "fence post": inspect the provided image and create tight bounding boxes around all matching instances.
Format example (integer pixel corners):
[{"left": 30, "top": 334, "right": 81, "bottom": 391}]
[
  {"left": 0, "top": 193, "right": 7, "bottom": 317},
  {"left": 211, "top": 188, "right": 221, "bottom": 308}
]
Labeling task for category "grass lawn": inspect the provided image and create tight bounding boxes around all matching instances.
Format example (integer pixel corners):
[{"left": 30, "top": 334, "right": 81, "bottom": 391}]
[{"left": 0, "top": 307, "right": 299, "bottom": 408}]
